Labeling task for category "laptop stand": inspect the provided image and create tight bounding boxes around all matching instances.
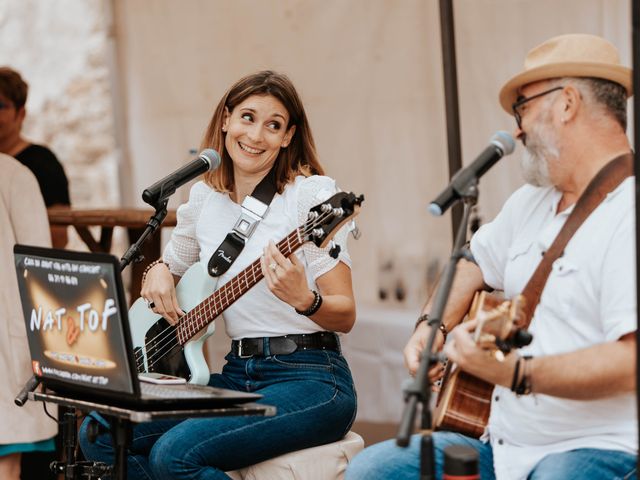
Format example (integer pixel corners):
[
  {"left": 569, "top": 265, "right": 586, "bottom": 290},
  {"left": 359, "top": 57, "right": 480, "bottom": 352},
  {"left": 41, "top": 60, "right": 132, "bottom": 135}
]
[{"left": 29, "top": 390, "right": 276, "bottom": 480}]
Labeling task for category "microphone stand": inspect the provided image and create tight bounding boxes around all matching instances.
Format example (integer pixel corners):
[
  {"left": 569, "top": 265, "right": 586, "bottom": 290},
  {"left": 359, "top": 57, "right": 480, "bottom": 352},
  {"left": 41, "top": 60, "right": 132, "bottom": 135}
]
[
  {"left": 120, "top": 199, "right": 169, "bottom": 271},
  {"left": 396, "top": 179, "right": 478, "bottom": 480}
]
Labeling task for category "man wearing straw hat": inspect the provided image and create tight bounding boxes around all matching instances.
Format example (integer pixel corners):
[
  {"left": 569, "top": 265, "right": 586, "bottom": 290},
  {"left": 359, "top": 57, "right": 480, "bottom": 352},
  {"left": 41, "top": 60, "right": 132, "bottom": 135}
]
[{"left": 346, "top": 33, "right": 637, "bottom": 480}]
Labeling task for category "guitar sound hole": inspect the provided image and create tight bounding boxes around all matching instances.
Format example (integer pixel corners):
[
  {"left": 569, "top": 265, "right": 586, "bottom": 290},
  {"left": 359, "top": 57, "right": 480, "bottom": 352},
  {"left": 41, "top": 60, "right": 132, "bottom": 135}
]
[{"left": 144, "top": 317, "right": 190, "bottom": 380}]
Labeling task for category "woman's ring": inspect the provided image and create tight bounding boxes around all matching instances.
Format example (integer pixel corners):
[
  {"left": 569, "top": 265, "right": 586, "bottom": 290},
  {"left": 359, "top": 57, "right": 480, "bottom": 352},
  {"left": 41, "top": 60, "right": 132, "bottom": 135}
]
[
  {"left": 269, "top": 262, "right": 277, "bottom": 272},
  {"left": 145, "top": 298, "right": 156, "bottom": 309}
]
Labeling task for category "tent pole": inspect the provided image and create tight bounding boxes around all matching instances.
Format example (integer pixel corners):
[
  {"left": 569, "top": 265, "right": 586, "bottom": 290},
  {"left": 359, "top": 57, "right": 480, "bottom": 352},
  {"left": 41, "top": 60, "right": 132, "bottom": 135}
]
[{"left": 438, "top": 0, "right": 463, "bottom": 240}]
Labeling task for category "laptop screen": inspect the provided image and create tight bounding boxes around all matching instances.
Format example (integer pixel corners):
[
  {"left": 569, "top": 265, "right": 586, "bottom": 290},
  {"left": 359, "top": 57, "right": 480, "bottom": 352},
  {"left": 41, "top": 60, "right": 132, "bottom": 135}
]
[{"left": 14, "top": 245, "right": 136, "bottom": 397}]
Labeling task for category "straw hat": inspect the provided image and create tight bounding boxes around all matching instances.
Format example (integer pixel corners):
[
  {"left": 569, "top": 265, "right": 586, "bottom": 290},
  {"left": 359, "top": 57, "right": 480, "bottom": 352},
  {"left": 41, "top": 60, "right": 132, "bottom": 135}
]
[{"left": 499, "top": 33, "right": 632, "bottom": 114}]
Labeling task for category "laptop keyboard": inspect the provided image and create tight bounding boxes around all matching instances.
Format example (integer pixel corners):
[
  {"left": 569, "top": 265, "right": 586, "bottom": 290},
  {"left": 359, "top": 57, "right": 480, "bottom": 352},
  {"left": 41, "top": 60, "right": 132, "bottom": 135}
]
[{"left": 140, "top": 382, "right": 219, "bottom": 399}]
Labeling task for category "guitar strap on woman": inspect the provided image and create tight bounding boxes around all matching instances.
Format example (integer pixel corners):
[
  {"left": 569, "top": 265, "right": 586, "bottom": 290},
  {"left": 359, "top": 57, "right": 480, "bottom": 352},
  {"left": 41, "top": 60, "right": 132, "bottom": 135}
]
[
  {"left": 207, "top": 167, "right": 278, "bottom": 277},
  {"left": 518, "top": 152, "right": 633, "bottom": 328}
]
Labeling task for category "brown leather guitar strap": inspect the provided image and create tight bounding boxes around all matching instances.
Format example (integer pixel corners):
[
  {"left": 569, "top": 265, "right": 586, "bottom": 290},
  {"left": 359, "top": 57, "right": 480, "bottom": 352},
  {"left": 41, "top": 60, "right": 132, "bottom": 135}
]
[{"left": 518, "top": 152, "right": 633, "bottom": 328}]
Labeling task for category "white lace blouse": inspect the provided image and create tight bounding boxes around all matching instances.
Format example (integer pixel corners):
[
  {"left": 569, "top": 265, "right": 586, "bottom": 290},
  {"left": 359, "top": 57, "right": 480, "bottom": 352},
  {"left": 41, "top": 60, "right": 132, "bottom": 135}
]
[{"left": 163, "top": 175, "right": 352, "bottom": 339}]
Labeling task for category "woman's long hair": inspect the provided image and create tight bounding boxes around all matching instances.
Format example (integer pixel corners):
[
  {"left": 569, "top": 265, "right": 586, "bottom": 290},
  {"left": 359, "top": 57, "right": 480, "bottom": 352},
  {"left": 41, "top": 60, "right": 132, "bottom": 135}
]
[{"left": 201, "top": 70, "right": 324, "bottom": 193}]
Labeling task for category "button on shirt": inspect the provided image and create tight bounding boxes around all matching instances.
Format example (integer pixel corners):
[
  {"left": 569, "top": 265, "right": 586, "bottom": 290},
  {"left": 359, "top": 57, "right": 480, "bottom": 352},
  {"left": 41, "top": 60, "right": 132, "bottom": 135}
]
[{"left": 470, "top": 179, "right": 637, "bottom": 480}]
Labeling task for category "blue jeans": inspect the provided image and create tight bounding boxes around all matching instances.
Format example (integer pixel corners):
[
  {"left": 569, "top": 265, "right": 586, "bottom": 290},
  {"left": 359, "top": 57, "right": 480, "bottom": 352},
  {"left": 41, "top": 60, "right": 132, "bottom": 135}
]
[
  {"left": 345, "top": 431, "right": 637, "bottom": 480},
  {"left": 79, "top": 349, "right": 357, "bottom": 480}
]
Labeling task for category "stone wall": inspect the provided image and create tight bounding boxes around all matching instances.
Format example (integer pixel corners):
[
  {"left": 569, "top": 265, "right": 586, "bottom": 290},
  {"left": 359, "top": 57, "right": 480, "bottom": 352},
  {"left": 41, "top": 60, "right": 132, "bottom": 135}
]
[{"left": 0, "top": 0, "right": 119, "bottom": 209}]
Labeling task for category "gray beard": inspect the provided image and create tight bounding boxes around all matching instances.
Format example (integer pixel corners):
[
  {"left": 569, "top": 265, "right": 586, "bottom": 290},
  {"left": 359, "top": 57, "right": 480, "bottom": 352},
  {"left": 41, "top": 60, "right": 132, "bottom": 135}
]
[
  {"left": 520, "top": 118, "right": 559, "bottom": 187},
  {"left": 521, "top": 149, "right": 552, "bottom": 187}
]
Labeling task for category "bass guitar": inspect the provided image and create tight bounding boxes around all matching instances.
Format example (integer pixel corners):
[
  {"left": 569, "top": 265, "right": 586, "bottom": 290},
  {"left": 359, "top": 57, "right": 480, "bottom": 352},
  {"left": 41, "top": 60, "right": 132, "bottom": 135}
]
[
  {"left": 433, "top": 291, "right": 528, "bottom": 438},
  {"left": 128, "top": 191, "right": 364, "bottom": 384}
]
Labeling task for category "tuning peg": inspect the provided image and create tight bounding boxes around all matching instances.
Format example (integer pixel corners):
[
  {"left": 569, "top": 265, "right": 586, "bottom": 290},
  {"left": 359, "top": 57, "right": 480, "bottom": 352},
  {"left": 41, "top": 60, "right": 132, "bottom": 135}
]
[{"left": 329, "top": 242, "right": 341, "bottom": 259}]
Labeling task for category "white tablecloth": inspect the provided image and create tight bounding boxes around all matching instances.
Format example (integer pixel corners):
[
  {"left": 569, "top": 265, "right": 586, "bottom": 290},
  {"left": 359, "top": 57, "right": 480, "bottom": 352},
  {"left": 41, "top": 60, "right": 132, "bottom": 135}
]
[{"left": 341, "top": 304, "right": 416, "bottom": 423}]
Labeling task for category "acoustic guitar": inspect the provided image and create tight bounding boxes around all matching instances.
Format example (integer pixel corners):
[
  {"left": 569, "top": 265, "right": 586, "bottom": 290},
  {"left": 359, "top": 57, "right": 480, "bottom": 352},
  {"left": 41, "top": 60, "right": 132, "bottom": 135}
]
[{"left": 433, "top": 291, "right": 526, "bottom": 438}]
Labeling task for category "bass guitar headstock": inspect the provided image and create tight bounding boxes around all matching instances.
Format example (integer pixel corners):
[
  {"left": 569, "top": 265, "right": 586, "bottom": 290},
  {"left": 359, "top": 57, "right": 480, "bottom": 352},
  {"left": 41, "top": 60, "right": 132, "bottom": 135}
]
[{"left": 301, "top": 192, "right": 364, "bottom": 248}]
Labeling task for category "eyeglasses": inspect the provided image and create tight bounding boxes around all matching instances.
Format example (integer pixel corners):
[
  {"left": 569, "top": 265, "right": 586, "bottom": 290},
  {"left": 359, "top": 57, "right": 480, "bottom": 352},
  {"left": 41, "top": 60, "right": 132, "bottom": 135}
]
[{"left": 512, "top": 86, "right": 564, "bottom": 129}]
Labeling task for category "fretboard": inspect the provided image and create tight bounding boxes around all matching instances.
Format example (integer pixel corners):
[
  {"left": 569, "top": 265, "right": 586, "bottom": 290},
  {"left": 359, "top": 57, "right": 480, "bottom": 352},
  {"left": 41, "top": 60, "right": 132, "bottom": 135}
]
[{"left": 175, "top": 227, "right": 304, "bottom": 344}]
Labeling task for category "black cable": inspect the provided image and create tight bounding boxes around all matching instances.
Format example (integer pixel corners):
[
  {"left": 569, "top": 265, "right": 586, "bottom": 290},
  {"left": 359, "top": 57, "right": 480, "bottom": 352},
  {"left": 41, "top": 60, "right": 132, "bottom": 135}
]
[{"left": 42, "top": 402, "right": 60, "bottom": 423}]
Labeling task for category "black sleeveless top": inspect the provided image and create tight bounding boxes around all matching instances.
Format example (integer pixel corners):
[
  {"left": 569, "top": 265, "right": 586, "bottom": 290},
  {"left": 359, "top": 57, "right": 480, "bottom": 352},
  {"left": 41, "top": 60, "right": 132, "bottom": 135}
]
[{"left": 15, "top": 144, "right": 70, "bottom": 207}]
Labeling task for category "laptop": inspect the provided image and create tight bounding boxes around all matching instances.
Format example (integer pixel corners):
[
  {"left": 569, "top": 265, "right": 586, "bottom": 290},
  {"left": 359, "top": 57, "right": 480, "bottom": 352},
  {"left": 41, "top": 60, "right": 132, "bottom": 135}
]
[{"left": 13, "top": 244, "right": 262, "bottom": 410}]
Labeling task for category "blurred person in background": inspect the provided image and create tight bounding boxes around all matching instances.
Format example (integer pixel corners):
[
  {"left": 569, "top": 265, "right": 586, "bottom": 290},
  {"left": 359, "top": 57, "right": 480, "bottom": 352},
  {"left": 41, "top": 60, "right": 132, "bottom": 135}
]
[{"left": 0, "top": 66, "right": 70, "bottom": 248}]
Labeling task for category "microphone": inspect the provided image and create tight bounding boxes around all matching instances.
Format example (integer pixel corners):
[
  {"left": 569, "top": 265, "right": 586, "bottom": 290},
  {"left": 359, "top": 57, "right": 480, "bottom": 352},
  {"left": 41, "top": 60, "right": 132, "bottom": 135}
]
[
  {"left": 142, "top": 149, "right": 221, "bottom": 206},
  {"left": 428, "top": 131, "right": 515, "bottom": 216}
]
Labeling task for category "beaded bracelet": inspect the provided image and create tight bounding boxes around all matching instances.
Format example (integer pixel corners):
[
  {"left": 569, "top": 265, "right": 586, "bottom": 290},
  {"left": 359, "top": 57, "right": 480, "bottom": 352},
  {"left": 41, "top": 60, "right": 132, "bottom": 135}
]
[
  {"left": 295, "top": 290, "right": 323, "bottom": 316},
  {"left": 414, "top": 314, "right": 448, "bottom": 340},
  {"left": 141, "top": 259, "right": 164, "bottom": 286}
]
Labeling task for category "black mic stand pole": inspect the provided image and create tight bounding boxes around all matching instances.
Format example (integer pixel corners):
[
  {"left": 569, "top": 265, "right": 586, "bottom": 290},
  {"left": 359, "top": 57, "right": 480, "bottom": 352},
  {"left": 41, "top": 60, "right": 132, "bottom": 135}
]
[
  {"left": 397, "top": 180, "right": 478, "bottom": 479},
  {"left": 120, "top": 199, "right": 169, "bottom": 272}
]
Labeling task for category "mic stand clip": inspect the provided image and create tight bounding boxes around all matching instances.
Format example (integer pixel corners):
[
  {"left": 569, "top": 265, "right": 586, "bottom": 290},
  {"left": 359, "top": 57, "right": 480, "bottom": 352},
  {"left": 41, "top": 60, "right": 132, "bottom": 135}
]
[
  {"left": 396, "top": 178, "right": 479, "bottom": 480},
  {"left": 120, "top": 199, "right": 169, "bottom": 272}
]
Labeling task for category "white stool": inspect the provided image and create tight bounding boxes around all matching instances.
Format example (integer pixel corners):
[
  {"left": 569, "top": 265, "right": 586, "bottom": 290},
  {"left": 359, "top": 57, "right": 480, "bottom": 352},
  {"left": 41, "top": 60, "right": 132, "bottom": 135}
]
[{"left": 227, "top": 431, "right": 364, "bottom": 480}]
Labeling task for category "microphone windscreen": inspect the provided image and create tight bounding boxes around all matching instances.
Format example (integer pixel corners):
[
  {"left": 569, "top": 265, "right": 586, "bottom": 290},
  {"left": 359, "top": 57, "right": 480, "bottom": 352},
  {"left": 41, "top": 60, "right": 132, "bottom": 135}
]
[
  {"left": 428, "top": 203, "right": 443, "bottom": 216},
  {"left": 491, "top": 131, "right": 516, "bottom": 155},
  {"left": 199, "top": 149, "right": 221, "bottom": 171}
]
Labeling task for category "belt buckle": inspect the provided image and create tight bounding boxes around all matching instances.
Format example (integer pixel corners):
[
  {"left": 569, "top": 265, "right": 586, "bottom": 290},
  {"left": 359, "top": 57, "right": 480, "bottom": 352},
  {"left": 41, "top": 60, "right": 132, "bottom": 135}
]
[{"left": 237, "top": 340, "right": 253, "bottom": 359}]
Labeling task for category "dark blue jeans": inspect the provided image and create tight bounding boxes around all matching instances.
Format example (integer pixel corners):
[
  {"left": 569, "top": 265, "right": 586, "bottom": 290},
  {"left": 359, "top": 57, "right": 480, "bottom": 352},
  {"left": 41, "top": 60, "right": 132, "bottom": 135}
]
[
  {"left": 79, "top": 349, "right": 357, "bottom": 479},
  {"left": 346, "top": 431, "right": 637, "bottom": 480}
]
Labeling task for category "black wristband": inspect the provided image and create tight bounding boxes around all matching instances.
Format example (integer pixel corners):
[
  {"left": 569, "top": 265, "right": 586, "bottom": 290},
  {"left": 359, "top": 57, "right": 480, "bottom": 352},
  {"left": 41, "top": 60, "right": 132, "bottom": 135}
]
[
  {"left": 295, "top": 290, "right": 323, "bottom": 316},
  {"left": 514, "top": 355, "right": 533, "bottom": 395},
  {"left": 510, "top": 356, "right": 522, "bottom": 392}
]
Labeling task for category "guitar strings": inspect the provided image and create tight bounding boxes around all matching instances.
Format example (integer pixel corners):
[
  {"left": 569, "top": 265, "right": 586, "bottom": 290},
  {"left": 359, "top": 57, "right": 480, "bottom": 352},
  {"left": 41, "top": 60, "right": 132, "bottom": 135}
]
[
  {"left": 138, "top": 212, "right": 329, "bottom": 372},
  {"left": 136, "top": 220, "right": 310, "bottom": 369},
  {"left": 138, "top": 247, "right": 282, "bottom": 372},
  {"left": 138, "top": 235, "right": 294, "bottom": 372},
  {"left": 139, "top": 207, "right": 335, "bottom": 370},
  {"left": 135, "top": 209, "right": 335, "bottom": 373}
]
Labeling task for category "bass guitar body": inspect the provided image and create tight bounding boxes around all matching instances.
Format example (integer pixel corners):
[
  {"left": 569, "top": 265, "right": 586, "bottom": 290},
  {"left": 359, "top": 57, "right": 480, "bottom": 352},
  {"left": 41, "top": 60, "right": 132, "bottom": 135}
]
[
  {"left": 127, "top": 191, "right": 364, "bottom": 386},
  {"left": 129, "top": 262, "right": 218, "bottom": 385}
]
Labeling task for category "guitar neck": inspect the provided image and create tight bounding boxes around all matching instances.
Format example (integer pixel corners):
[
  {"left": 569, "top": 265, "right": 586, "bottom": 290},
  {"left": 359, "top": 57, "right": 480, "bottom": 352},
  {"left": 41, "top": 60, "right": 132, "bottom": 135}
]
[{"left": 175, "top": 228, "right": 304, "bottom": 344}]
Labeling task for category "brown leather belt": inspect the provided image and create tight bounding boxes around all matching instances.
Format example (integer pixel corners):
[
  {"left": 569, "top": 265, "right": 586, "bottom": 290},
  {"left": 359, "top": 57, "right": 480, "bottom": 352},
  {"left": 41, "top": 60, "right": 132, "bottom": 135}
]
[{"left": 231, "top": 331, "right": 340, "bottom": 358}]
